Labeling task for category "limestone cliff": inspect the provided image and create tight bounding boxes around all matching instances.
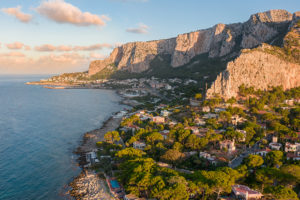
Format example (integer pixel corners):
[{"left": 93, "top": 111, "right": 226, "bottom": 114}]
[
  {"left": 89, "top": 9, "right": 295, "bottom": 76},
  {"left": 206, "top": 46, "right": 300, "bottom": 99},
  {"left": 206, "top": 13, "right": 300, "bottom": 99}
]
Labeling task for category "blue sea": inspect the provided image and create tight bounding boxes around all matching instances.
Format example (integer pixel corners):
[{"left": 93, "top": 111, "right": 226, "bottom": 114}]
[{"left": 0, "top": 75, "right": 126, "bottom": 200}]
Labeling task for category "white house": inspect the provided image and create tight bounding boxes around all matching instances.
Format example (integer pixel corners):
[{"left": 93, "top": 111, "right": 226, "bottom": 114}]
[
  {"left": 232, "top": 185, "right": 263, "bottom": 200},
  {"left": 152, "top": 116, "right": 165, "bottom": 124},
  {"left": 253, "top": 148, "right": 271, "bottom": 157},
  {"left": 133, "top": 141, "right": 146, "bottom": 150},
  {"left": 159, "top": 130, "right": 169, "bottom": 140},
  {"left": 194, "top": 118, "right": 206, "bottom": 126},
  {"left": 269, "top": 142, "right": 282, "bottom": 150},
  {"left": 161, "top": 110, "right": 171, "bottom": 117},
  {"left": 285, "top": 142, "right": 300, "bottom": 152},
  {"left": 199, "top": 152, "right": 218, "bottom": 165}
]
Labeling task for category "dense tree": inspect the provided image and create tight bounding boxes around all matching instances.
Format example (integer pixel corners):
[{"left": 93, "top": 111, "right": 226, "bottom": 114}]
[
  {"left": 266, "top": 150, "right": 283, "bottom": 168},
  {"left": 161, "top": 149, "right": 184, "bottom": 166},
  {"left": 146, "top": 132, "right": 164, "bottom": 145},
  {"left": 244, "top": 154, "right": 264, "bottom": 169},
  {"left": 177, "top": 129, "right": 191, "bottom": 143},
  {"left": 104, "top": 131, "right": 120, "bottom": 144},
  {"left": 172, "top": 142, "right": 183, "bottom": 151},
  {"left": 224, "top": 127, "right": 244, "bottom": 141},
  {"left": 265, "top": 186, "right": 298, "bottom": 200},
  {"left": 115, "top": 147, "right": 146, "bottom": 160},
  {"left": 226, "top": 97, "right": 236, "bottom": 105},
  {"left": 280, "top": 164, "right": 300, "bottom": 183},
  {"left": 194, "top": 93, "right": 202, "bottom": 100}
]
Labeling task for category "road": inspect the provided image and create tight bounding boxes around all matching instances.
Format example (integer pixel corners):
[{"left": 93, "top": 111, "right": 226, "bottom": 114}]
[{"left": 229, "top": 141, "right": 260, "bottom": 168}]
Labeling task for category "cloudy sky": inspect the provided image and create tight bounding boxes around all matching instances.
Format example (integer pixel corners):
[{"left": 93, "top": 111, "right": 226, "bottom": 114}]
[{"left": 0, "top": 0, "right": 299, "bottom": 74}]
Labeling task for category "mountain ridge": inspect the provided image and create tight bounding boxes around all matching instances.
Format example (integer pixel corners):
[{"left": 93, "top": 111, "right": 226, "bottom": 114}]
[{"left": 88, "top": 9, "right": 294, "bottom": 76}]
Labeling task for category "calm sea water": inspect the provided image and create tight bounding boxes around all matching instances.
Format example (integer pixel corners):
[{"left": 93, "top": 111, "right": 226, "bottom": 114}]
[{"left": 0, "top": 75, "right": 126, "bottom": 200}]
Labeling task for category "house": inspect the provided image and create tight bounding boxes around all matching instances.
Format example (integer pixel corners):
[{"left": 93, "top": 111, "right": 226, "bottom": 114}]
[
  {"left": 185, "top": 126, "right": 199, "bottom": 134},
  {"left": 269, "top": 142, "right": 282, "bottom": 150},
  {"left": 194, "top": 117, "right": 206, "bottom": 126},
  {"left": 165, "top": 84, "right": 172, "bottom": 90},
  {"left": 203, "top": 113, "right": 218, "bottom": 119},
  {"left": 220, "top": 140, "right": 236, "bottom": 152},
  {"left": 231, "top": 115, "right": 246, "bottom": 126},
  {"left": 284, "top": 99, "right": 294, "bottom": 106},
  {"left": 201, "top": 106, "right": 211, "bottom": 112},
  {"left": 86, "top": 151, "right": 97, "bottom": 164},
  {"left": 161, "top": 110, "right": 171, "bottom": 117},
  {"left": 253, "top": 148, "right": 271, "bottom": 157},
  {"left": 215, "top": 107, "right": 226, "bottom": 113},
  {"left": 285, "top": 142, "right": 300, "bottom": 152},
  {"left": 272, "top": 136, "right": 278, "bottom": 143},
  {"left": 152, "top": 116, "right": 165, "bottom": 124},
  {"left": 287, "top": 152, "right": 300, "bottom": 161},
  {"left": 199, "top": 152, "right": 218, "bottom": 165},
  {"left": 190, "top": 98, "right": 201, "bottom": 107},
  {"left": 237, "top": 129, "right": 247, "bottom": 142},
  {"left": 120, "top": 125, "right": 140, "bottom": 134},
  {"left": 168, "top": 121, "right": 177, "bottom": 127},
  {"left": 159, "top": 130, "right": 169, "bottom": 139},
  {"left": 133, "top": 141, "right": 146, "bottom": 150},
  {"left": 232, "top": 185, "right": 263, "bottom": 200}
]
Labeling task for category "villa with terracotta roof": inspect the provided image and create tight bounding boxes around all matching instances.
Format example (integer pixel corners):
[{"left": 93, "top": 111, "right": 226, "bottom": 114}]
[{"left": 232, "top": 184, "right": 262, "bottom": 200}]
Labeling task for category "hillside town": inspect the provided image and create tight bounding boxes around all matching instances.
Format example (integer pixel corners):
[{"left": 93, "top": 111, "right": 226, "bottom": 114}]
[{"left": 80, "top": 80, "right": 300, "bottom": 200}]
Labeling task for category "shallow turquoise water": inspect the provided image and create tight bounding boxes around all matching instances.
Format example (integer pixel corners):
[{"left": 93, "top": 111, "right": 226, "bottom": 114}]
[{"left": 0, "top": 75, "right": 125, "bottom": 200}]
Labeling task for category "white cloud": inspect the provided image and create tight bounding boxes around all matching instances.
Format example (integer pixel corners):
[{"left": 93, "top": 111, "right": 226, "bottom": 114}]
[
  {"left": 56, "top": 45, "right": 72, "bottom": 51},
  {"left": 6, "top": 42, "right": 25, "bottom": 50},
  {"left": 36, "top": 0, "right": 110, "bottom": 26},
  {"left": 1, "top": 6, "right": 32, "bottom": 23},
  {"left": 35, "top": 43, "right": 113, "bottom": 52},
  {"left": 35, "top": 44, "right": 56, "bottom": 51},
  {"left": 73, "top": 43, "right": 113, "bottom": 51},
  {"left": 126, "top": 23, "right": 149, "bottom": 34},
  {"left": 0, "top": 51, "right": 26, "bottom": 57}
]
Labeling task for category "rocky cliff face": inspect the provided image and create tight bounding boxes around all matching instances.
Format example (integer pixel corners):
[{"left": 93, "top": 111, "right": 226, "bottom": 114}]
[
  {"left": 89, "top": 9, "right": 295, "bottom": 76},
  {"left": 206, "top": 13, "right": 300, "bottom": 99},
  {"left": 206, "top": 46, "right": 300, "bottom": 99}
]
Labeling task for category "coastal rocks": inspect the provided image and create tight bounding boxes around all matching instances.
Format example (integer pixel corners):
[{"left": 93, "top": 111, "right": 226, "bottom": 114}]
[
  {"left": 69, "top": 170, "right": 114, "bottom": 200},
  {"left": 206, "top": 45, "right": 300, "bottom": 99},
  {"left": 88, "top": 9, "right": 297, "bottom": 76}
]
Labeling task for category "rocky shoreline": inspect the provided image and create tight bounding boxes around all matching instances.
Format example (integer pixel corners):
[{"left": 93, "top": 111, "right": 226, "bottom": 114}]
[{"left": 67, "top": 95, "right": 135, "bottom": 200}]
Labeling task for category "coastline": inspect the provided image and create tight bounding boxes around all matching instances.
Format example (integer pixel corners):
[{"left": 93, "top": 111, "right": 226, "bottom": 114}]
[{"left": 66, "top": 91, "right": 135, "bottom": 200}]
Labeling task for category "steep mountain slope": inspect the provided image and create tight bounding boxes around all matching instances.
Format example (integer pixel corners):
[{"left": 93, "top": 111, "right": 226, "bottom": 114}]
[
  {"left": 206, "top": 12, "right": 300, "bottom": 99},
  {"left": 89, "top": 9, "right": 294, "bottom": 76}
]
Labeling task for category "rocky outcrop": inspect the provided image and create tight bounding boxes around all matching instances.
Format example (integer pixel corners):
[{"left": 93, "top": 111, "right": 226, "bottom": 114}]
[
  {"left": 89, "top": 9, "right": 296, "bottom": 76},
  {"left": 206, "top": 45, "right": 300, "bottom": 99},
  {"left": 206, "top": 12, "right": 300, "bottom": 99},
  {"left": 89, "top": 38, "right": 176, "bottom": 75}
]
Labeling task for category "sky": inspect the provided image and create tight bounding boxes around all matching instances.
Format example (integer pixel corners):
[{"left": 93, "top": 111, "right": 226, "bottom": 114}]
[{"left": 0, "top": 0, "right": 299, "bottom": 74}]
